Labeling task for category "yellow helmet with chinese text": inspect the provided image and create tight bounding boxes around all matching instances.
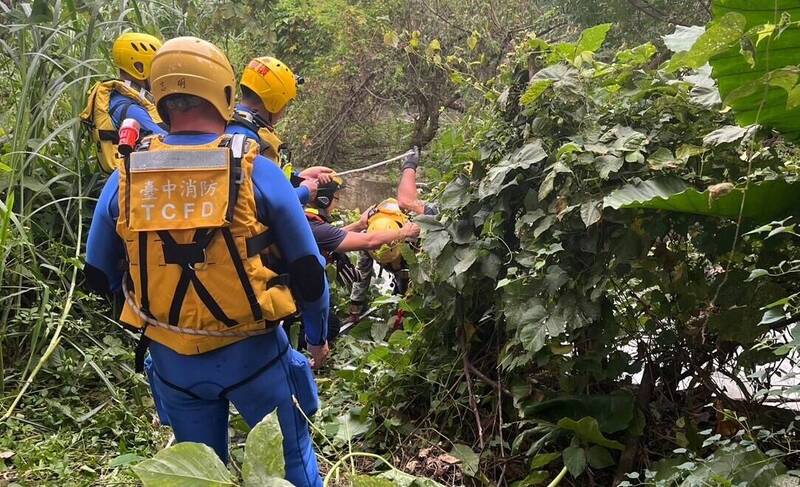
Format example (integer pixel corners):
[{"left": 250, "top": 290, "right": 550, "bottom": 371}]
[
  {"left": 367, "top": 198, "right": 408, "bottom": 265},
  {"left": 240, "top": 57, "right": 299, "bottom": 114},
  {"left": 150, "top": 36, "right": 236, "bottom": 122},
  {"left": 112, "top": 32, "right": 162, "bottom": 81}
]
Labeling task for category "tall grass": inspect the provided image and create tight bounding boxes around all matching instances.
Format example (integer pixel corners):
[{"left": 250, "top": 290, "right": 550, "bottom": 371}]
[{"left": 0, "top": 0, "right": 182, "bottom": 419}]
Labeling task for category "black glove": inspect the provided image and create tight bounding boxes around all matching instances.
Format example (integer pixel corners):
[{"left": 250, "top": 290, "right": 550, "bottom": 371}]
[{"left": 401, "top": 146, "right": 420, "bottom": 172}]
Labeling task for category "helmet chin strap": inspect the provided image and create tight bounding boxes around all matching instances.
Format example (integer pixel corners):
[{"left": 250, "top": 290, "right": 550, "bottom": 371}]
[{"left": 252, "top": 111, "right": 273, "bottom": 129}]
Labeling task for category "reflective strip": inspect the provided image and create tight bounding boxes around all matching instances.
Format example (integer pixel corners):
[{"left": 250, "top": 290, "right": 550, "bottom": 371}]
[
  {"left": 130, "top": 148, "right": 229, "bottom": 172},
  {"left": 231, "top": 133, "right": 246, "bottom": 159}
]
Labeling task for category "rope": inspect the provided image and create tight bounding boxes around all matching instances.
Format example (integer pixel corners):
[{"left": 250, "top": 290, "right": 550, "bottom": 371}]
[
  {"left": 122, "top": 278, "right": 276, "bottom": 338},
  {"left": 335, "top": 150, "right": 414, "bottom": 176}
]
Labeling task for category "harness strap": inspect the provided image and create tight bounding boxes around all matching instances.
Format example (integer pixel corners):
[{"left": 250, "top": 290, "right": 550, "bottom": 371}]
[
  {"left": 245, "top": 230, "right": 275, "bottom": 257},
  {"left": 221, "top": 227, "right": 263, "bottom": 323},
  {"left": 232, "top": 110, "right": 273, "bottom": 155},
  {"left": 98, "top": 130, "right": 120, "bottom": 142},
  {"left": 221, "top": 134, "right": 246, "bottom": 223},
  {"left": 158, "top": 228, "right": 238, "bottom": 328},
  {"left": 134, "top": 334, "right": 151, "bottom": 373},
  {"left": 267, "top": 274, "right": 291, "bottom": 289},
  {"left": 122, "top": 278, "right": 276, "bottom": 337},
  {"left": 138, "top": 233, "right": 151, "bottom": 314}
]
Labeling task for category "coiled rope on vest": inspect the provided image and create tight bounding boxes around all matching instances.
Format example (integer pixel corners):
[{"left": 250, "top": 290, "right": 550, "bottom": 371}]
[
  {"left": 335, "top": 149, "right": 415, "bottom": 176},
  {"left": 122, "top": 278, "right": 275, "bottom": 337}
]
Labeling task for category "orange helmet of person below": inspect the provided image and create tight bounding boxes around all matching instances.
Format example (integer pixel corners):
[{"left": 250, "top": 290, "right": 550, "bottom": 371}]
[{"left": 367, "top": 198, "right": 408, "bottom": 265}]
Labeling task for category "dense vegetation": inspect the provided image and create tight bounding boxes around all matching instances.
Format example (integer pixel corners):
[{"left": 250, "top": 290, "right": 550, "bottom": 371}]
[{"left": 1, "top": 0, "right": 799, "bottom": 486}]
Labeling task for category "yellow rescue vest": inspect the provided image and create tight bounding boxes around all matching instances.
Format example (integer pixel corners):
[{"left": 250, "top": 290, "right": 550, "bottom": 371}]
[
  {"left": 116, "top": 133, "right": 297, "bottom": 355},
  {"left": 80, "top": 80, "right": 164, "bottom": 173},
  {"left": 232, "top": 109, "right": 294, "bottom": 180}
]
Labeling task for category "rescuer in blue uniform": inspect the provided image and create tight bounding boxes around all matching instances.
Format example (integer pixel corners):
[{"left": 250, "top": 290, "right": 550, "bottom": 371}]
[{"left": 84, "top": 37, "right": 328, "bottom": 487}]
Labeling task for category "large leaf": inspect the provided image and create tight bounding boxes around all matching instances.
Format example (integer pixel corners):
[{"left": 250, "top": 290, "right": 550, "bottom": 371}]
[
  {"left": 709, "top": 0, "right": 800, "bottom": 139},
  {"left": 352, "top": 475, "right": 395, "bottom": 487},
  {"left": 604, "top": 177, "right": 800, "bottom": 221},
  {"left": 575, "top": 23, "right": 612, "bottom": 54},
  {"left": 667, "top": 12, "right": 746, "bottom": 71},
  {"left": 563, "top": 446, "right": 587, "bottom": 478},
  {"left": 242, "top": 411, "right": 286, "bottom": 486},
  {"left": 131, "top": 443, "right": 234, "bottom": 487},
  {"left": 522, "top": 394, "right": 635, "bottom": 433},
  {"left": 557, "top": 417, "right": 625, "bottom": 450},
  {"left": 378, "top": 469, "right": 447, "bottom": 487},
  {"left": 449, "top": 444, "right": 480, "bottom": 477}
]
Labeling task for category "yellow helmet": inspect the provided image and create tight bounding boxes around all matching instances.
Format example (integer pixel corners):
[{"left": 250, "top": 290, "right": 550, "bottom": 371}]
[
  {"left": 112, "top": 32, "right": 162, "bottom": 81},
  {"left": 367, "top": 198, "right": 408, "bottom": 265},
  {"left": 150, "top": 36, "right": 236, "bottom": 122},
  {"left": 240, "top": 57, "right": 298, "bottom": 114}
]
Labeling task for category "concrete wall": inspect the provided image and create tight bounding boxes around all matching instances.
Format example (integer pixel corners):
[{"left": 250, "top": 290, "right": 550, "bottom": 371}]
[{"left": 336, "top": 168, "right": 397, "bottom": 211}]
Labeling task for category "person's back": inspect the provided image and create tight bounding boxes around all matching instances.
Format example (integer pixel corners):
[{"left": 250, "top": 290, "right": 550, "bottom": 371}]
[
  {"left": 84, "top": 37, "right": 328, "bottom": 487},
  {"left": 80, "top": 32, "right": 167, "bottom": 173}
]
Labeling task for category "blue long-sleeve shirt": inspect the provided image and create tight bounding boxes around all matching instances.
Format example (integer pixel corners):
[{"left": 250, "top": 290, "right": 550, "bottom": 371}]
[
  {"left": 109, "top": 92, "right": 167, "bottom": 137},
  {"left": 225, "top": 105, "right": 309, "bottom": 205},
  {"left": 85, "top": 132, "right": 329, "bottom": 345}
]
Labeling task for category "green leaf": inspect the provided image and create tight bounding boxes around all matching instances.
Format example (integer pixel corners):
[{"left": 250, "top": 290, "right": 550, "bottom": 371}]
[
  {"left": 676, "top": 144, "right": 707, "bottom": 161},
  {"left": 441, "top": 175, "right": 470, "bottom": 210},
  {"left": 558, "top": 417, "right": 625, "bottom": 450},
  {"left": 596, "top": 155, "right": 623, "bottom": 179},
  {"left": 378, "top": 469, "right": 446, "bottom": 487},
  {"left": 575, "top": 24, "right": 612, "bottom": 55},
  {"left": 468, "top": 31, "right": 479, "bottom": 50},
  {"left": 523, "top": 394, "right": 635, "bottom": 434},
  {"left": 648, "top": 148, "right": 681, "bottom": 171},
  {"left": 335, "top": 413, "right": 369, "bottom": 442},
  {"left": 520, "top": 80, "right": 553, "bottom": 107},
  {"left": 480, "top": 141, "right": 547, "bottom": 199},
  {"left": 702, "top": 124, "right": 755, "bottom": 146},
  {"left": 242, "top": 411, "right": 285, "bottom": 485},
  {"left": 667, "top": 12, "right": 746, "bottom": 71},
  {"left": 384, "top": 31, "right": 400, "bottom": 48},
  {"left": 709, "top": 1, "right": 800, "bottom": 139},
  {"left": 587, "top": 445, "right": 616, "bottom": 469},
  {"left": 604, "top": 177, "right": 800, "bottom": 221},
  {"left": 563, "top": 446, "right": 587, "bottom": 478},
  {"left": 679, "top": 445, "right": 786, "bottom": 487},
  {"left": 615, "top": 43, "right": 657, "bottom": 65},
  {"left": 352, "top": 475, "right": 395, "bottom": 487},
  {"left": 512, "top": 470, "right": 550, "bottom": 486},
  {"left": 132, "top": 443, "right": 234, "bottom": 487},
  {"left": 450, "top": 444, "right": 480, "bottom": 477},
  {"left": 453, "top": 247, "right": 479, "bottom": 275},
  {"left": 109, "top": 453, "right": 146, "bottom": 467},
  {"left": 581, "top": 200, "right": 603, "bottom": 228},
  {"left": 530, "top": 452, "right": 561, "bottom": 469}
]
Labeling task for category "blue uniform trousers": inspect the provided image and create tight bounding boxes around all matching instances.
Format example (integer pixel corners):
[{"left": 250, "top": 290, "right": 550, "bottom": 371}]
[{"left": 147, "top": 327, "right": 322, "bottom": 487}]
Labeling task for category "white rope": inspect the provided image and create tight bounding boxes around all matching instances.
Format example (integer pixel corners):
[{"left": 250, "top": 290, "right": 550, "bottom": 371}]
[{"left": 335, "top": 150, "right": 414, "bottom": 176}]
